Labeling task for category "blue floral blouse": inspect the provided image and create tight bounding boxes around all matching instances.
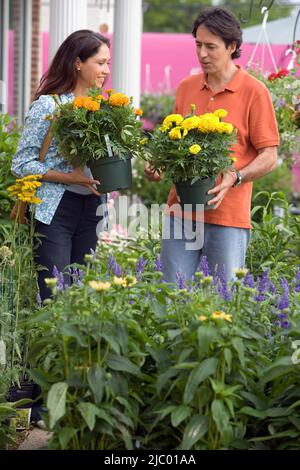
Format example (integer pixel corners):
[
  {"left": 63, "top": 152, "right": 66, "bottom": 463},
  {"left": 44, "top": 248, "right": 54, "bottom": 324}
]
[{"left": 12, "top": 92, "right": 107, "bottom": 225}]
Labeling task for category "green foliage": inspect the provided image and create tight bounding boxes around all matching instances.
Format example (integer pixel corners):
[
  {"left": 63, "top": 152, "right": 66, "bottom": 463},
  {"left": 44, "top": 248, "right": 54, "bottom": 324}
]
[
  {"left": 141, "top": 93, "right": 175, "bottom": 127},
  {"left": 146, "top": 110, "right": 236, "bottom": 183},
  {"left": 131, "top": 157, "right": 171, "bottom": 207},
  {"left": 247, "top": 191, "right": 300, "bottom": 279},
  {"left": 26, "top": 226, "right": 300, "bottom": 449},
  {"left": 143, "top": 0, "right": 292, "bottom": 33},
  {"left": 52, "top": 89, "right": 145, "bottom": 167},
  {"left": 249, "top": 68, "right": 300, "bottom": 159},
  {"left": 0, "top": 114, "right": 20, "bottom": 218}
]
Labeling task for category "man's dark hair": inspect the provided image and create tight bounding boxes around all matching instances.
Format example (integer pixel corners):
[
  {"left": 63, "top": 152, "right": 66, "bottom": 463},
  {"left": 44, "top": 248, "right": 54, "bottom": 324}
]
[{"left": 192, "top": 7, "right": 242, "bottom": 59}]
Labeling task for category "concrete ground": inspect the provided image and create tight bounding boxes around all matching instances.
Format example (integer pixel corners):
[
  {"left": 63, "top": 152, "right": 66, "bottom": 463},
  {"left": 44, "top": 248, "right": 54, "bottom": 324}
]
[{"left": 18, "top": 428, "right": 52, "bottom": 450}]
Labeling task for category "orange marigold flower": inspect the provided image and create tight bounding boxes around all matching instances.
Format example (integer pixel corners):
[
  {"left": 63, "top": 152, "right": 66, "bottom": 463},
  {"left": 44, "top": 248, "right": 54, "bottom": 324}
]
[
  {"left": 108, "top": 93, "right": 130, "bottom": 107},
  {"left": 135, "top": 108, "right": 143, "bottom": 116},
  {"left": 73, "top": 97, "right": 100, "bottom": 111}
]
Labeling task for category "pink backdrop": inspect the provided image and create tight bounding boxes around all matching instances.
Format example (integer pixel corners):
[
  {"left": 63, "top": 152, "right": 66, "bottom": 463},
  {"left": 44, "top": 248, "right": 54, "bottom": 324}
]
[{"left": 8, "top": 31, "right": 296, "bottom": 115}]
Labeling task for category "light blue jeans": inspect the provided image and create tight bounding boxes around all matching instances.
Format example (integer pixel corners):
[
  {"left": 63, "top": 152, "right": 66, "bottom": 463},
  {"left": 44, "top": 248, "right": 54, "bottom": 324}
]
[{"left": 160, "top": 215, "right": 250, "bottom": 283}]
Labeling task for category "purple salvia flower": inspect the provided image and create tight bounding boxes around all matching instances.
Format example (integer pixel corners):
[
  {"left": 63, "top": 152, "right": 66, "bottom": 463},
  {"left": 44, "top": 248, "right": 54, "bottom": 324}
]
[
  {"left": 254, "top": 269, "right": 270, "bottom": 302},
  {"left": 199, "top": 256, "right": 210, "bottom": 277},
  {"left": 292, "top": 266, "right": 300, "bottom": 292},
  {"left": 216, "top": 267, "right": 231, "bottom": 301},
  {"left": 52, "top": 265, "right": 65, "bottom": 291},
  {"left": 277, "top": 278, "right": 290, "bottom": 311},
  {"left": 154, "top": 256, "right": 164, "bottom": 272},
  {"left": 280, "top": 320, "right": 291, "bottom": 329},
  {"left": 278, "top": 312, "right": 287, "bottom": 320},
  {"left": 107, "top": 255, "right": 117, "bottom": 273},
  {"left": 136, "top": 256, "right": 148, "bottom": 280},
  {"left": 243, "top": 271, "right": 255, "bottom": 288},
  {"left": 176, "top": 271, "right": 186, "bottom": 290},
  {"left": 114, "top": 263, "right": 122, "bottom": 277}
]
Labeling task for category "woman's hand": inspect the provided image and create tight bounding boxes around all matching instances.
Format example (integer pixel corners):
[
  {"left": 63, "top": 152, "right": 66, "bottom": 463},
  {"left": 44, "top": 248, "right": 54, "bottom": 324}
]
[
  {"left": 144, "top": 163, "right": 162, "bottom": 182},
  {"left": 42, "top": 167, "right": 101, "bottom": 196}
]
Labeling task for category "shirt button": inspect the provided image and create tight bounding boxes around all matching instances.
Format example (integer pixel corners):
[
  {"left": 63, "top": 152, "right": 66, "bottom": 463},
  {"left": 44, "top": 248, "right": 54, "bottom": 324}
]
[{"left": 210, "top": 97, "right": 214, "bottom": 101}]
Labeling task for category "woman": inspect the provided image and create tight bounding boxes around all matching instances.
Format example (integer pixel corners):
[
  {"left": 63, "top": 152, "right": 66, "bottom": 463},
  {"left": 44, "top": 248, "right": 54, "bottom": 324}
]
[{"left": 12, "top": 30, "right": 111, "bottom": 301}]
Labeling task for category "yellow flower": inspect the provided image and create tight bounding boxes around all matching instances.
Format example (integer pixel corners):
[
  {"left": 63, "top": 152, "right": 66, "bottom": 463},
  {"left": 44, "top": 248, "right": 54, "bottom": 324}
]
[
  {"left": 181, "top": 116, "right": 201, "bottom": 130},
  {"left": 214, "top": 109, "right": 228, "bottom": 118},
  {"left": 126, "top": 275, "right": 137, "bottom": 287},
  {"left": 139, "top": 137, "right": 148, "bottom": 145},
  {"left": 162, "top": 114, "right": 184, "bottom": 129},
  {"left": 233, "top": 268, "right": 248, "bottom": 279},
  {"left": 108, "top": 93, "right": 130, "bottom": 107},
  {"left": 217, "top": 122, "right": 234, "bottom": 134},
  {"left": 231, "top": 157, "right": 238, "bottom": 163},
  {"left": 169, "top": 127, "right": 182, "bottom": 140},
  {"left": 89, "top": 280, "right": 111, "bottom": 291},
  {"left": 134, "top": 108, "right": 143, "bottom": 116},
  {"left": 189, "top": 144, "right": 201, "bottom": 155},
  {"left": 211, "top": 310, "right": 232, "bottom": 322},
  {"left": 113, "top": 276, "right": 127, "bottom": 287},
  {"left": 198, "top": 315, "right": 207, "bottom": 321}
]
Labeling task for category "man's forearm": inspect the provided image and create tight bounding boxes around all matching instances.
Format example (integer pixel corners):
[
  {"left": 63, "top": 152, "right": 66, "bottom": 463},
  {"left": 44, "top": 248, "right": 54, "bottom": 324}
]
[{"left": 239, "top": 146, "right": 278, "bottom": 184}]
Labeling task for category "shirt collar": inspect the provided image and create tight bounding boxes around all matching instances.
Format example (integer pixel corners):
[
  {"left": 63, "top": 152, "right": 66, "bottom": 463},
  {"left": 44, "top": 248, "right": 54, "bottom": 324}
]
[{"left": 199, "top": 65, "right": 245, "bottom": 93}]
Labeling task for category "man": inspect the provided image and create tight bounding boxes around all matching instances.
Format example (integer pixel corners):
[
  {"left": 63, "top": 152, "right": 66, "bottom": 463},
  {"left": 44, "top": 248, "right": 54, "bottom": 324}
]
[{"left": 146, "top": 6, "right": 279, "bottom": 282}]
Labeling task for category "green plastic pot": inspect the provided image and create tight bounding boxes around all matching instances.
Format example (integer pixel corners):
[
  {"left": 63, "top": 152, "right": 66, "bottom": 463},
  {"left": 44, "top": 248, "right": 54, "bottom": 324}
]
[
  {"left": 175, "top": 176, "right": 216, "bottom": 211},
  {"left": 88, "top": 154, "right": 132, "bottom": 193}
]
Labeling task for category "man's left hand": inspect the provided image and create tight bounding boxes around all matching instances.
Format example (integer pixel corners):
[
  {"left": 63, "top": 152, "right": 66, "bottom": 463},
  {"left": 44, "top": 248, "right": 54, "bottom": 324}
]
[{"left": 207, "top": 171, "right": 237, "bottom": 209}]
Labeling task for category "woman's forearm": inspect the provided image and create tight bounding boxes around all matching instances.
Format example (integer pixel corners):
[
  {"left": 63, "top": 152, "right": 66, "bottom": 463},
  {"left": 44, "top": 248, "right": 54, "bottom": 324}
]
[{"left": 41, "top": 170, "right": 72, "bottom": 184}]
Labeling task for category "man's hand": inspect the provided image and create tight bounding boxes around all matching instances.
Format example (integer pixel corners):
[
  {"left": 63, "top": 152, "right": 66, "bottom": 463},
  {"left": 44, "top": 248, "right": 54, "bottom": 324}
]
[
  {"left": 144, "top": 163, "right": 162, "bottom": 182},
  {"left": 207, "top": 171, "right": 237, "bottom": 209}
]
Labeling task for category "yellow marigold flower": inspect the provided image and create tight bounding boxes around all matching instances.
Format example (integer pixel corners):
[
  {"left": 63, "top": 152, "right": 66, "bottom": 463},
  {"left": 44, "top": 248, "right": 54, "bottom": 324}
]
[
  {"left": 214, "top": 108, "right": 228, "bottom": 118},
  {"left": 181, "top": 116, "right": 201, "bottom": 130},
  {"left": 108, "top": 93, "right": 130, "bottom": 107},
  {"left": 162, "top": 114, "right": 184, "bottom": 128},
  {"left": 89, "top": 280, "right": 111, "bottom": 291},
  {"left": 189, "top": 144, "right": 201, "bottom": 155},
  {"left": 159, "top": 125, "right": 169, "bottom": 132},
  {"left": 113, "top": 276, "right": 127, "bottom": 287},
  {"left": 30, "top": 196, "right": 42, "bottom": 204},
  {"left": 224, "top": 314, "right": 233, "bottom": 322},
  {"left": 134, "top": 108, "right": 143, "bottom": 116},
  {"left": 22, "top": 174, "right": 42, "bottom": 181},
  {"left": 198, "top": 315, "right": 207, "bottom": 321},
  {"left": 96, "top": 94, "right": 106, "bottom": 101},
  {"left": 217, "top": 122, "right": 234, "bottom": 134},
  {"left": 211, "top": 311, "right": 227, "bottom": 320},
  {"left": 231, "top": 157, "right": 238, "bottom": 163},
  {"left": 169, "top": 127, "right": 182, "bottom": 140}
]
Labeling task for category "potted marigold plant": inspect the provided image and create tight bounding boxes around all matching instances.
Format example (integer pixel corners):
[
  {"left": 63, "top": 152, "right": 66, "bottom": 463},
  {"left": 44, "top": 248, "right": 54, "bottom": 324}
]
[
  {"left": 146, "top": 106, "right": 237, "bottom": 208},
  {"left": 52, "top": 88, "right": 144, "bottom": 192}
]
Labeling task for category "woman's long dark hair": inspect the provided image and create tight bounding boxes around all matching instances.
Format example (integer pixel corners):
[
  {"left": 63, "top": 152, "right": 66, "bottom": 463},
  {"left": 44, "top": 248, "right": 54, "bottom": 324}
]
[{"left": 35, "top": 30, "right": 110, "bottom": 99}]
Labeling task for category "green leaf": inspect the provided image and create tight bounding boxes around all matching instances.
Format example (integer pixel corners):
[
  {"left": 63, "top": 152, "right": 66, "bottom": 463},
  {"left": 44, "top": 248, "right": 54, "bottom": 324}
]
[
  {"left": 77, "top": 402, "right": 100, "bottom": 431},
  {"left": 232, "top": 337, "right": 245, "bottom": 367},
  {"left": 179, "top": 415, "right": 208, "bottom": 450},
  {"left": 59, "top": 324, "right": 87, "bottom": 347},
  {"left": 29, "top": 368, "right": 53, "bottom": 389},
  {"left": 259, "top": 357, "right": 295, "bottom": 384},
  {"left": 183, "top": 357, "right": 218, "bottom": 405},
  {"left": 106, "top": 353, "right": 140, "bottom": 376},
  {"left": 171, "top": 405, "right": 192, "bottom": 427},
  {"left": 224, "top": 348, "right": 232, "bottom": 374},
  {"left": 197, "top": 325, "right": 219, "bottom": 355},
  {"left": 87, "top": 364, "right": 105, "bottom": 404},
  {"left": 211, "top": 399, "right": 230, "bottom": 435},
  {"left": 58, "top": 427, "right": 77, "bottom": 449},
  {"left": 47, "top": 382, "right": 68, "bottom": 429}
]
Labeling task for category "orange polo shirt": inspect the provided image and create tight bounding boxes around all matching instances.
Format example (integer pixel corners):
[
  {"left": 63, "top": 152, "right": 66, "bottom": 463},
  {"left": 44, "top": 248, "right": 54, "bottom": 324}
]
[{"left": 166, "top": 66, "right": 279, "bottom": 228}]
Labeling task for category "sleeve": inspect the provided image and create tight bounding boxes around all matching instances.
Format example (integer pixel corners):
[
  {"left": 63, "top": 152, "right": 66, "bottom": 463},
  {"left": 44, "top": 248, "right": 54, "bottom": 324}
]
[
  {"left": 11, "top": 95, "right": 57, "bottom": 178},
  {"left": 249, "top": 85, "right": 280, "bottom": 150}
]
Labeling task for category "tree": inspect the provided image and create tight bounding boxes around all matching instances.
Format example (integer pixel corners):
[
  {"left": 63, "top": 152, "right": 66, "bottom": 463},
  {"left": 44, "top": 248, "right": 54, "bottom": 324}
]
[{"left": 143, "top": 0, "right": 292, "bottom": 33}]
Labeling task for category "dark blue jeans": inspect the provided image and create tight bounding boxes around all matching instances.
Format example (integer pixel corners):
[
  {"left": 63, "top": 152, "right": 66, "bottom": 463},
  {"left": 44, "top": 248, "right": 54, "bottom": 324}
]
[{"left": 34, "top": 190, "right": 107, "bottom": 301}]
